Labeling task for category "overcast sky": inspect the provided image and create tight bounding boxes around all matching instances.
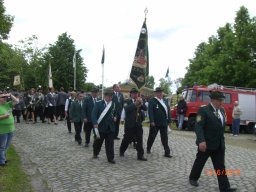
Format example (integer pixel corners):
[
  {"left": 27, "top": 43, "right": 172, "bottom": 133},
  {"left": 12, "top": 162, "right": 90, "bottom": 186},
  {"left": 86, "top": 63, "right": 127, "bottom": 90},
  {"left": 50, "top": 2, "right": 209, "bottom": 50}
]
[{"left": 4, "top": 0, "right": 256, "bottom": 89}]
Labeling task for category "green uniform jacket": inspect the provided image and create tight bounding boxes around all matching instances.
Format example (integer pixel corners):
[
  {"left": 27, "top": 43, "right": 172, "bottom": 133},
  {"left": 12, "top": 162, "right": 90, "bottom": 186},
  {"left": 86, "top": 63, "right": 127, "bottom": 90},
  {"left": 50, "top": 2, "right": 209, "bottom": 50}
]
[
  {"left": 91, "top": 100, "right": 117, "bottom": 133},
  {"left": 195, "top": 104, "right": 226, "bottom": 150},
  {"left": 69, "top": 100, "right": 83, "bottom": 123},
  {"left": 148, "top": 97, "right": 171, "bottom": 127}
]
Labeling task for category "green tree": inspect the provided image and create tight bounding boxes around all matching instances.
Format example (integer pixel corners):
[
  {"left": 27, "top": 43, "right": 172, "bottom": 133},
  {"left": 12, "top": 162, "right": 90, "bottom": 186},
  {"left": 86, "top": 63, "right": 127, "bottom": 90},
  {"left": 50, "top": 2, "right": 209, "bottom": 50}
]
[
  {"left": 47, "top": 32, "right": 88, "bottom": 91},
  {"left": 159, "top": 78, "right": 172, "bottom": 94},
  {"left": 182, "top": 6, "right": 256, "bottom": 88},
  {"left": 0, "top": 0, "right": 13, "bottom": 40},
  {"left": 0, "top": 42, "right": 27, "bottom": 90},
  {"left": 145, "top": 75, "right": 155, "bottom": 89},
  {"left": 13, "top": 35, "right": 47, "bottom": 90}
]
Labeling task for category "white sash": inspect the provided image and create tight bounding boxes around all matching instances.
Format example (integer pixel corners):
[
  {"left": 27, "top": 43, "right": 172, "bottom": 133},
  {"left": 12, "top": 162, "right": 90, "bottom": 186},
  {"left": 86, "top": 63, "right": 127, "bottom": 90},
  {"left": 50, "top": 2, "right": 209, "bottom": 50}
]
[
  {"left": 97, "top": 101, "right": 112, "bottom": 124},
  {"left": 155, "top": 97, "right": 168, "bottom": 116}
]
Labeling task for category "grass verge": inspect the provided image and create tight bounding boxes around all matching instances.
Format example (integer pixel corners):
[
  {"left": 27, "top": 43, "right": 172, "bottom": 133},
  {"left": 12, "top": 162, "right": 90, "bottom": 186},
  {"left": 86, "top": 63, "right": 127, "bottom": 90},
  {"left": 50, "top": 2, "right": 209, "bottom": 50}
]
[{"left": 0, "top": 145, "right": 34, "bottom": 192}]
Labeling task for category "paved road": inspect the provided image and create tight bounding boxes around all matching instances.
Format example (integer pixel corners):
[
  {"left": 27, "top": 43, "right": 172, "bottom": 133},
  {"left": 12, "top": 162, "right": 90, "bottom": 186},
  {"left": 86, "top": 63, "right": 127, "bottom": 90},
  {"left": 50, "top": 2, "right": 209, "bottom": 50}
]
[{"left": 12, "top": 122, "right": 256, "bottom": 192}]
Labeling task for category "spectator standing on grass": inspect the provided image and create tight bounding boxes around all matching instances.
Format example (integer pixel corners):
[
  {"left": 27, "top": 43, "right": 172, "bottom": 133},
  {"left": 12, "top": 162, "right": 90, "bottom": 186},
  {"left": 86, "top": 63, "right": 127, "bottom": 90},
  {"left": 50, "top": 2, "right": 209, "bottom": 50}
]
[{"left": 0, "top": 92, "right": 19, "bottom": 167}]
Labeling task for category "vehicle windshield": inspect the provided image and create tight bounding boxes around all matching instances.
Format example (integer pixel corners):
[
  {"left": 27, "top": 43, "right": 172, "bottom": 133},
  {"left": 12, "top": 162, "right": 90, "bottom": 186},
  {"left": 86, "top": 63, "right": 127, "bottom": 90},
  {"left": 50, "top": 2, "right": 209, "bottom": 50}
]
[{"left": 182, "top": 89, "right": 196, "bottom": 102}]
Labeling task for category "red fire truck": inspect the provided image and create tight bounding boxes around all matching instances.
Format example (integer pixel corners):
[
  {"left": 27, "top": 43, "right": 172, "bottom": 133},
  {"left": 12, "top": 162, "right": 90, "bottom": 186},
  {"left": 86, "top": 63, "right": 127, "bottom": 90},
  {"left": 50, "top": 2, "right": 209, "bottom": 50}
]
[{"left": 171, "top": 83, "right": 256, "bottom": 133}]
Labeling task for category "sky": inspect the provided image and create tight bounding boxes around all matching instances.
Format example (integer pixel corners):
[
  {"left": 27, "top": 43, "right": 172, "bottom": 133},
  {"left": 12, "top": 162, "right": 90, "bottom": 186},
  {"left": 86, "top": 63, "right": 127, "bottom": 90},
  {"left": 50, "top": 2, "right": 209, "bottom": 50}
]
[{"left": 3, "top": 0, "right": 256, "bottom": 89}]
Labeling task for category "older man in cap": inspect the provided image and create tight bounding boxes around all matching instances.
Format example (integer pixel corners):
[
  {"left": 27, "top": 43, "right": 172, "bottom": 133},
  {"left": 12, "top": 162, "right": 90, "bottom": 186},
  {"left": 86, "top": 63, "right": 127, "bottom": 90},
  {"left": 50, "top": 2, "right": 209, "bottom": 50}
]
[
  {"left": 91, "top": 90, "right": 117, "bottom": 164},
  {"left": 189, "top": 91, "right": 236, "bottom": 192},
  {"left": 82, "top": 87, "right": 100, "bottom": 147},
  {"left": 120, "top": 88, "right": 147, "bottom": 161},
  {"left": 146, "top": 87, "right": 172, "bottom": 158}
]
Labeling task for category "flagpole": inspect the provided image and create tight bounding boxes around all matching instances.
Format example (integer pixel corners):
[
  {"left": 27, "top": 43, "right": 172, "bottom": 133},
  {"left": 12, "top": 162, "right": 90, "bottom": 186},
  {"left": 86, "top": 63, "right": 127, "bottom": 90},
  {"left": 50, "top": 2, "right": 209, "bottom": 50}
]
[
  {"left": 74, "top": 65, "right": 76, "bottom": 90},
  {"left": 102, "top": 63, "right": 104, "bottom": 99},
  {"left": 73, "top": 50, "right": 76, "bottom": 90},
  {"left": 101, "top": 46, "right": 105, "bottom": 99},
  {"left": 49, "top": 62, "right": 53, "bottom": 88}
]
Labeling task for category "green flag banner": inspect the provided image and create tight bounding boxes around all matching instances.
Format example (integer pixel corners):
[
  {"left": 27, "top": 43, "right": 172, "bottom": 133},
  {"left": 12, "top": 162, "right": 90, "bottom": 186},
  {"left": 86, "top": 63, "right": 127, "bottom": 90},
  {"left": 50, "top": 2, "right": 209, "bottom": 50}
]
[
  {"left": 165, "top": 67, "right": 169, "bottom": 78},
  {"left": 130, "top": 19, "right": 149, "bottom": 89},
  {"left": 101, "top": 46, "right": 105, "bottom": 64}
]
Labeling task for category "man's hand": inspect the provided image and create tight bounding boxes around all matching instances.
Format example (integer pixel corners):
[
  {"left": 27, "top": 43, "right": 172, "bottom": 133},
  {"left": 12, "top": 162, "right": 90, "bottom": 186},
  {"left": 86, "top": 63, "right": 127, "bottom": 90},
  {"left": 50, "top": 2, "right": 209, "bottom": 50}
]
[
  {"left": 84, "top": 118, "right": 88, "bottom": 123},
  {"left": 199, "top": 142, "right": 207, "bottom": 152}
]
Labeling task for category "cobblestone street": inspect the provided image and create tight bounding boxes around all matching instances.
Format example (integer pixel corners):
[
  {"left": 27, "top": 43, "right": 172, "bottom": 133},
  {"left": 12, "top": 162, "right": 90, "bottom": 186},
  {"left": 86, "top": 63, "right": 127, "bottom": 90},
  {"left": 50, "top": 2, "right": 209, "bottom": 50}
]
[{"left": 12, "top": 122, "right": 256, "bottom": 192}]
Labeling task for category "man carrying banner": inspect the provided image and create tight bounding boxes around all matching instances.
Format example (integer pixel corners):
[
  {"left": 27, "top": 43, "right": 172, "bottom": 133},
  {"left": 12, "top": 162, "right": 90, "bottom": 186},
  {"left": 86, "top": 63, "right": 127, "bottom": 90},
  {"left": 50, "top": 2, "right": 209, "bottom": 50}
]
[
  {"left": 146, "top": 87, "right": 172, "bottom": 158},
  {"left": 91, "top": 90, "right": 117, "bottom": 164},
  {"left": 120, "top": 88, "right": 147, "bottom": 161}
]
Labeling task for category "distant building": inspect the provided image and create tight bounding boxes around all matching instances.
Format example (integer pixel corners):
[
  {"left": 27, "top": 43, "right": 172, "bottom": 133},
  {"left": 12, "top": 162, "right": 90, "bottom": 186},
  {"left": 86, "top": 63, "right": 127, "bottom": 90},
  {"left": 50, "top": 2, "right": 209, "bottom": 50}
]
[{"left": 104, "top": 81, "right": 154, "bottom": 99}]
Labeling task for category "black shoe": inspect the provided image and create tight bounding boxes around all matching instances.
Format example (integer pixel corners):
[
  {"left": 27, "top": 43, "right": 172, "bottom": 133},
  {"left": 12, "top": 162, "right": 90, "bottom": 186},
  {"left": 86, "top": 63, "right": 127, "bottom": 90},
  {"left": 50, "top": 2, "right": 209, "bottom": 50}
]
[
  {"left": 108, "top": 160, "right": 116, "bottom": 164},
  {"left": 137, "top": 156, "right": 147, "bottom": 161},
  {"left": 0, "top": 164, "right": 6, "bottom": 167},
  {"left": 84, "top": 143, "right": 89, "bottom": 147},
  {"left": 78, "top": 141, "right": 82, "bottom": 145},
  {"left": 189, "top": 179, "right": 199, "bottom": 187},
  {"left": 220, "top": 188, "right": 237, "bottom": 192},
  {"left": 147, "top": 150, "right": 151, "bottom": 154},
  {"left": 164, "top": 154, "right": 173, "bottom": 158},
  {"left": 114, "top": 137, "right": 120, "bottom": 140},
  {"left": 93, "top": 155, "right": 98, "bottom": 159},
  {"left": 120, "top": 153, "right": 124, "bottom": 157}
]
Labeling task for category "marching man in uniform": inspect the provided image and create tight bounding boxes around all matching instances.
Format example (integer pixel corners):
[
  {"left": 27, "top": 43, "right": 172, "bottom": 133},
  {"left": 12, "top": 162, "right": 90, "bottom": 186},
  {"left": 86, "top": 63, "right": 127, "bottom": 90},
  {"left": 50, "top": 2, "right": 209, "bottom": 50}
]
[
  {"left": 189, "top": 91, "right": 237, "bottom": 192},
  {"left": 146, "top": 87, "right": 172, "bottom": 158},
  {"left": 91, "top": 90, "right": 117, "bottom": 164}
]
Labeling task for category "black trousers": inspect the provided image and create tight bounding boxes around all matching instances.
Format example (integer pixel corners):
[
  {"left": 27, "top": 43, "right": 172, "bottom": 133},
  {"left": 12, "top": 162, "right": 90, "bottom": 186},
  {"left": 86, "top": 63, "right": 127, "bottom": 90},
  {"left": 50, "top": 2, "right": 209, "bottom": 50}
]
[
  {"left": 56, "top": 105, "right": 65, "bottom": 120},
  {"left": 66, "top": 114, "right": 72, "bottom": 133},
  {"left": 93, "top": 131, "right": 114, "bottom": 161},
  {"left": 147, "top": 125, "right": 170, "bottom": 155},
  {"left": 189, "top": 148, "right": 231, "bottom": 191},
  {"left": 83, "top": 122, "right": 93, "bottom": 144},
  {"left": 74, "top": 122, "right": 82, "bottom": 143},
  {"left": 114, "top": 116, "right": 121, "bottom": 138},
  {"left": 35, "top": 106, "right": 44, "bottom": 122},
  {"left": 120, "top": 124, "right": 144, "bottom": 158}
]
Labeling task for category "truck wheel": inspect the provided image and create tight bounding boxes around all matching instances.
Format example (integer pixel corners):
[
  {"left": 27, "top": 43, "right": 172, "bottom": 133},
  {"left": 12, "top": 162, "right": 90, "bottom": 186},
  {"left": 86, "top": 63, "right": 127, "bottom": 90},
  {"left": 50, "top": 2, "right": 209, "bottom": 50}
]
[
  {"left": 182, "top": 121, "right": 187, "bottom": 130},
  {"left": 187, "top": 117, "right": 196, "bottom": 131},
  {"left": 245, "top": 123, "right": 255, "bottom": 134}
]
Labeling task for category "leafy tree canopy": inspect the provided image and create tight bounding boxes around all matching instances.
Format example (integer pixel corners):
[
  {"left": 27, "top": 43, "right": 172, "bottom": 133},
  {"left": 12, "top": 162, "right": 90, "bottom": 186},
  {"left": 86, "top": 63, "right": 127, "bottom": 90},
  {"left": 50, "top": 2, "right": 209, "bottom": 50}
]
[{"left": 182, "top": 6, "right": 256, "bottom": 88}]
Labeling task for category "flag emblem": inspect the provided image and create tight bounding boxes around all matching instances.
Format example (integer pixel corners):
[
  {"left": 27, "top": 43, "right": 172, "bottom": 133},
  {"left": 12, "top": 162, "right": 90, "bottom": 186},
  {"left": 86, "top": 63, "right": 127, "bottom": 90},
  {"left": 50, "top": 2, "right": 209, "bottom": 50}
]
[{"left": 130, "top": 19, "right": 149, "bottom": 89}]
